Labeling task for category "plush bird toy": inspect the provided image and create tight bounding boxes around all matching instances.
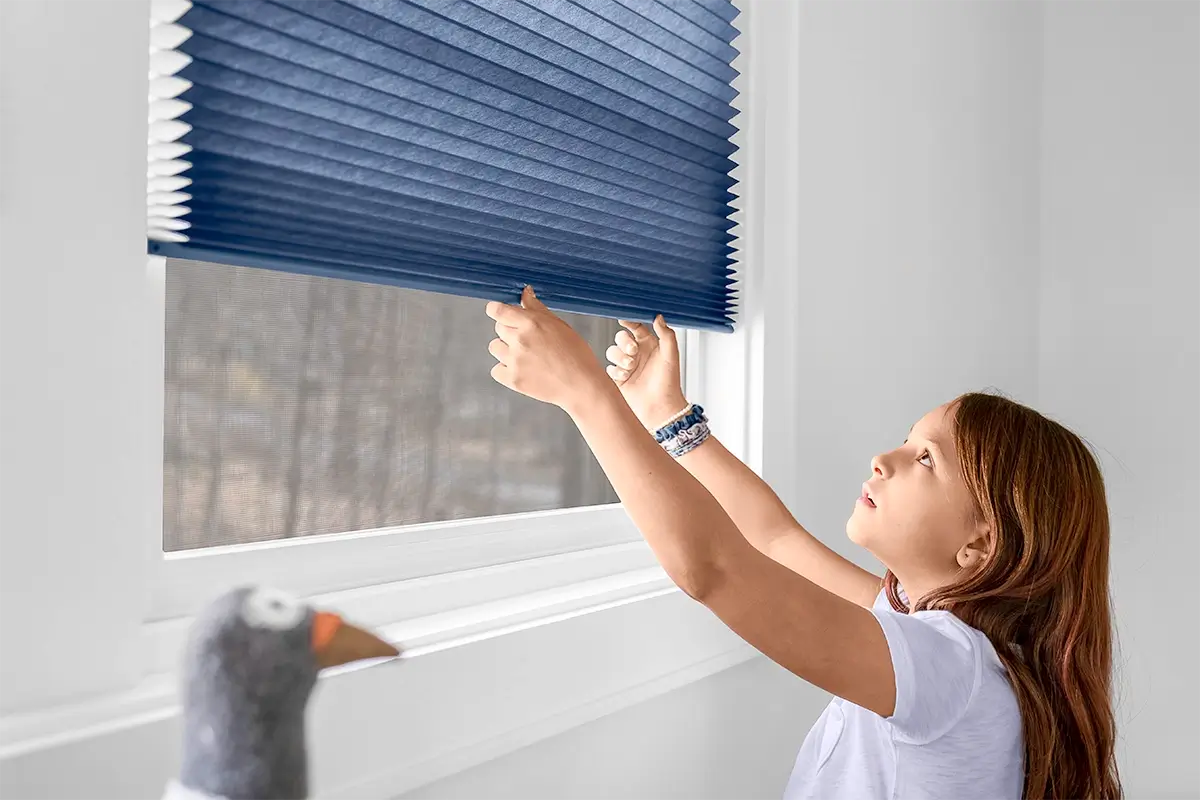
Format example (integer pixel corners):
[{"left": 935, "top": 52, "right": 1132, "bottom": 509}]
[{"left": 163, "top": 586, "right": 399, "bottom": 800}]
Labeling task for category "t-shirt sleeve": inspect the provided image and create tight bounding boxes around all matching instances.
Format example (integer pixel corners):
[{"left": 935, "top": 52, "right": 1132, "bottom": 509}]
[{"left": 869, "top": 607, "right": 984, "bottom": 744}]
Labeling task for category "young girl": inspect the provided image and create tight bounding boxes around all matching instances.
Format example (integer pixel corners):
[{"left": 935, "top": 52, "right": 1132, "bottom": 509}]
[{"left": 485, "top": 288, "right": 1120, "bottom": 800}]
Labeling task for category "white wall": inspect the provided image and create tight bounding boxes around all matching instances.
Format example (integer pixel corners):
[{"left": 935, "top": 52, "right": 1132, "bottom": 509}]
[
  {"left": 1039, "top": 3, "right": 1200, "bottom": 797},
  {"left": 401, "top": 657, "right": 808, "bottom": 800},
  {"left": 0, "top": 0, "right": 157, "bottom": 713},
  {"left": 788, "top": 0, "right": 1043, "bottom": 569},
  {"left": 404, "top": 4, "right": 1046, "bottom": 797}
]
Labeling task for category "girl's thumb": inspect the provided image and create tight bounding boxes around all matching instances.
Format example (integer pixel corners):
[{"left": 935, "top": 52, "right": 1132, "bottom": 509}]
[
  {"left": 520, "top": 285, "right": 545, "bottom": 310},
  {"left": 653, "top": 314, "right": 679, "bottom": 357}
]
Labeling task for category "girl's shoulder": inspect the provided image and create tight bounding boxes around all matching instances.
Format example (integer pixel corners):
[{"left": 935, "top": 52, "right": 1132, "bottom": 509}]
[{"left": 871, "top": 591, "right": 1006, "bottom": 674}]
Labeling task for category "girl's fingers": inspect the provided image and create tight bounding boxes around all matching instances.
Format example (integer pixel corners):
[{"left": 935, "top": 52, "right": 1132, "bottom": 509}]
[
  {"left": 618, "top": 319, "right": 654, "bottom": 343},
  {"left": 606, "top": 344, "right": 635, "bottom": 370},
  {"left": 614, "top": 329, "right": 639, "bottom": 356},
  {"left": 488, "top": 338, "right": 510, "bottom": 364},
  {"left": 485, "top": 300, "right": 528, "bottom": 328},
  {"left": 494, "top": 320, "right": 517, "bottom": 342},
  {"left": 607, "top": 365, "right": 629, "bottom": 384},
  {"left": 519, "top": 285, "right": 546, "bottom": 311},
  {"left": 490, "top": 362, "right": 512, "bottom": 388},
  {"left": 652, "top": 315, "right": 679, "bottom": 359}
]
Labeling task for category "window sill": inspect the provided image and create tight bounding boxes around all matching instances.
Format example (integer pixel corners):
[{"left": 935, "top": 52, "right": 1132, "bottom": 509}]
[
  {"left": 140, "top": 539, "right": 670, "bottom": 677},
  {"left": 150, "top": 505, "right": 642, "bottom": 621}
]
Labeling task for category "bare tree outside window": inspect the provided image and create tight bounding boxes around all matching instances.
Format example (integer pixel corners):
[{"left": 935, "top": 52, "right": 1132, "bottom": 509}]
[{"left": 163, "top": 259, "right": 621, "bottom": 552}]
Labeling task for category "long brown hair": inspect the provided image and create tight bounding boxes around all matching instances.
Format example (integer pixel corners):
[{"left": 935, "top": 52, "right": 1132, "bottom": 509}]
[{"left": 883, "top": 392, "right": 1120, "bottom": 799}]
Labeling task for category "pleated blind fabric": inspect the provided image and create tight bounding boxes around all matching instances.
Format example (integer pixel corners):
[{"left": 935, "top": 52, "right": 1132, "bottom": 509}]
[{"left": 147, "top": 0, "right": 740, "bottom": 330}]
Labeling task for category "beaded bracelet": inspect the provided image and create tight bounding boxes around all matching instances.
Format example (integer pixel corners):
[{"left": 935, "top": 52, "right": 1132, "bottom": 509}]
[
  {"left": 653, "top": 404, "right": 710, "bottom": 458},
  {"left": 649, "top": 403, "right": 696, "bottom": 433}
]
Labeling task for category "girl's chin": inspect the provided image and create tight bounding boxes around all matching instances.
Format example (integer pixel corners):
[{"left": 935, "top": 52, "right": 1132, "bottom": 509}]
[
  {"left": 845, "top": 517, "right": 870, "bottom": 547},
  {"left": 845, "top": 520, "right": 885, "bottom": 565}
]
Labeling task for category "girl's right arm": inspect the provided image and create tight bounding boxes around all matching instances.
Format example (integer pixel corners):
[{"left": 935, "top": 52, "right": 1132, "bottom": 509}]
[{"left": 607, "top": 318, "right": 881, "bottom": 609}]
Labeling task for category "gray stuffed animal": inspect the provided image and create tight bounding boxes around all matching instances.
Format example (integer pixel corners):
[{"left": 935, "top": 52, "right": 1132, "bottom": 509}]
[{"left": 163, "top": 586, "right": 399, "bottom": 800}]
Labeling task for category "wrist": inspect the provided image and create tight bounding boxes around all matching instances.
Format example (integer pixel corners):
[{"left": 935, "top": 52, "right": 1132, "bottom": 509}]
[
  {"left": 563, "top": 373, "right": 623, "bottom": 420},
  {"left": 638, "top": 394, "right": 691, "bottom": 431},
  {"left": 653, "top": 403, "right": 710, "bottom": 459}
]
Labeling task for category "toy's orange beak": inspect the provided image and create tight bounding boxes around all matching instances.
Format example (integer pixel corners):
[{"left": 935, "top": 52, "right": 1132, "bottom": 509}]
[{"left": 311, "top": 611, "right": 399, "bottom": 669}]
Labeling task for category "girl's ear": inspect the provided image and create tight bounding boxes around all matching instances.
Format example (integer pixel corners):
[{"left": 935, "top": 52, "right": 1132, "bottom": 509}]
[{"left": 956, "top": 527, "right": 992, "bottom": 570}]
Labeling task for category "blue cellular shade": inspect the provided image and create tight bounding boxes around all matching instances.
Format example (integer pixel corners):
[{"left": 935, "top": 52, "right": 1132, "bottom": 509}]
[{"left": 148, "top": 0, "right": 740, "bottom": 330}]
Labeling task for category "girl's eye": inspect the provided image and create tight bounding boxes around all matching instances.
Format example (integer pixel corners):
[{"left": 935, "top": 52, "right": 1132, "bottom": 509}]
[{"left": 918, "top": 450, "right": 934, "bottom": 468}]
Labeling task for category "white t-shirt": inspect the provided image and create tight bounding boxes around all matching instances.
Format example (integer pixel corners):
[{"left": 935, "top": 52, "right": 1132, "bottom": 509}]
[{"left": 783, "top": 593, "right": 1023, "bottom": 800}]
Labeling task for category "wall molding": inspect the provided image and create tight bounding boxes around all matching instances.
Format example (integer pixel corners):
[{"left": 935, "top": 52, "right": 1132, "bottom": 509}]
[{"left": 326, "top": 644, "right": 756, "bottom": 800}]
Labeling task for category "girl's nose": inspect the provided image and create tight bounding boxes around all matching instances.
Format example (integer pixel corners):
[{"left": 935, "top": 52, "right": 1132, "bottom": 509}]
[{"left": 871, "top": 453, "right": 890, "bottom": 478}]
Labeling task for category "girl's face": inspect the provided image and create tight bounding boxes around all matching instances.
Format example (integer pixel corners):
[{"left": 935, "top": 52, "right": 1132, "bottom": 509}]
[{"left": 847, "top": 403, "right": 988, "bottom": 594}]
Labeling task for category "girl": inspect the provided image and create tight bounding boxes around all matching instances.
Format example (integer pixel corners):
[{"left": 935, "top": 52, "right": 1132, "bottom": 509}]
[{"left": 485, "top": 287, "right": 1120, "bottom": 800}]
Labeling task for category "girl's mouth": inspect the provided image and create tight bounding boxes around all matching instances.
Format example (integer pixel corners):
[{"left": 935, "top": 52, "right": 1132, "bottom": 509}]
[{"left": 859, "top": 484, "right": 877, "bottom": 509}]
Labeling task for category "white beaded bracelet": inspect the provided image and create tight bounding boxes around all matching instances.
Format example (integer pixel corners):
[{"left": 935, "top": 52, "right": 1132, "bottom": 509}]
[{"left": 649, "top": 403, "right": 695, "bottom": 433}]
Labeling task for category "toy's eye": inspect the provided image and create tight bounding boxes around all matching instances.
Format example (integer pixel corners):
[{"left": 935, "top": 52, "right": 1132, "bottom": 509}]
[{"left": 241, "top": 587, "right": 305, "bottom": 631}]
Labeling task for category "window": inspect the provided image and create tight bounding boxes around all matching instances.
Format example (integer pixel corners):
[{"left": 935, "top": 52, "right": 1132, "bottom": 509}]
[
  {"left": 142, "top": 0, "right": 730, "bottom": 623},
  {"left": 164, "top": 257, "right": 627, "bottom": 551}
]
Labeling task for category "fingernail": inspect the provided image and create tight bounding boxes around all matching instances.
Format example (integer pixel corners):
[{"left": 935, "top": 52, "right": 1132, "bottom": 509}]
[{"left": 624, "top": 344, "right": 637, "bottom": 355}]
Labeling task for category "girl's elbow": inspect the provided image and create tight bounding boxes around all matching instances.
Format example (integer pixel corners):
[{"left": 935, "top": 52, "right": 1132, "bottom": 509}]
[{"left": 670, "top": 557, "right": 725, "bottom": 603}]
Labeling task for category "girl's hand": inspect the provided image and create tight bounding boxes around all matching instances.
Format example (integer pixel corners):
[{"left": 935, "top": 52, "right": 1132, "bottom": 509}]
[
  {"left": 485, "top": 286, "right": 609, "bottom": 411},
  {"left": 606, "top": 317, "right": 689, "bottom": 430}
]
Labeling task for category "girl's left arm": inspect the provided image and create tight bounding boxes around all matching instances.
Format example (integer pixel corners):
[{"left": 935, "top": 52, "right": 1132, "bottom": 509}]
[{"left": 486, "top": 290, "right": 896, "bottom": 717}]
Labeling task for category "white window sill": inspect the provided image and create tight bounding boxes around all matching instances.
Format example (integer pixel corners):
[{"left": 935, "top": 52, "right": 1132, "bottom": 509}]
[
  {"left": 149, "top": 505, "right": 643, "bottom": 622},
  {"left": 141, "top": 539, "right": 670, "bottom": 676}
]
